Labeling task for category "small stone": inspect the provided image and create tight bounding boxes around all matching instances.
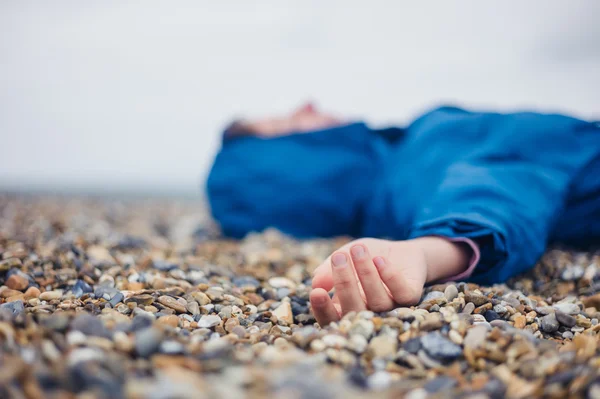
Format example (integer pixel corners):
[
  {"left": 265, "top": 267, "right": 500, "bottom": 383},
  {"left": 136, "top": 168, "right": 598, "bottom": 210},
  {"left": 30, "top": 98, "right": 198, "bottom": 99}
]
[
  {"left": 232, "top": 276, "right": 260, "bottom": 288},
  {"left": 464, "top": 325, "right": 488, "bottom": 349},
  {"left": 39, "top": 290, "right": 62, "bottom": 301},
  {"left": 191, "top": 291, "right": 211, "bottom": 306},
  {"left": 347, "top": 334, "right": 368, "bottom": 354},
  {"left": 23, "top": 286, "right": 40, "bottom": 299},
  {"left": 349, "top": 319, "right": 374, "bottom": 339},
  {"left": 555, "top": 310, "right": 577, "bottom": 327},
  {"left": 268, "top": 277, "right": 295, "bottom": 289},
  {"left": 462, "top": 302, "right": 475, "bottom": 314},
  {"left": 6, "top": 274, "right": 29, "bottom": 291},
  {"left": 231, "top": 325, "right": 246, "bottom": 338},
  {"left": 484, "top": 310, "right": 501, "bottom": 322},
  {"left": 540, "top": 313, "right": 559, "bottom": 333},
  {"left": 125, "top": 294, "right": 155, "bottom": 306},
  {"left": 0, "top": 300, "right": 24, "bottom": 315},
  {"left": 562, "top": 331, "right": 574, "bottom": 340},
  {"left": 368, "top": 371, "right": 392, "bottom": 391},
  {"left": 186, "top": 301, "right": 200, "bottom": 315},
  {"left": 421, "top": 291, "right": 445, "bottom": 303},
  {"left": 368, "top": 334, "right": 398, "bottom": 358},
  {"left": 582, "top": 293, "right": 600, "bottom": 309},
  {"left": 552, "top": 303, "right": 580, "bottom": 315},
  {"left": 71, "top": 313, "right": 111, "bottom": 338},
  {"left": 197, "top": 315, "right": 221, "bottom": 328},
  {"left": 157, "top": 295, "right": 186, "bottom": 313},
  {"left": 72, "top": 279, "right": 93, "bottom": 298},
  {"left": 464, "top": 292, "right": 489, "bottom": 306},
  {"left": 403, "top": 337, "right": 422, "bottom": 354},
  {"left": 224, "top": 317, "right": 240, "bottom": 332},
  {"left": 513, "top": 315, "right": 527, "bottom": 329},
  {"left": 420, "top": 332, "right": 462, "bottom": 362},
  {"left": 135, "top": 327, "right": 163, "bottom": 357},
  {"left": 272, "top": 302, "right": 293, "bottom": 325},
  {"left": 444, "top": 285, "right": 459, "bottom": 301},
  {"left": 0, "top": 258, "right": 22, "bottom": 271},
  {"left": 157, "top": 315, "right": 179, "bottom": 328},
  {"left": 322, "top": 334, "right": 348, "bottom": 348},
  {"left": 109, "top": 292, "right": 124, "bottom": 307}
]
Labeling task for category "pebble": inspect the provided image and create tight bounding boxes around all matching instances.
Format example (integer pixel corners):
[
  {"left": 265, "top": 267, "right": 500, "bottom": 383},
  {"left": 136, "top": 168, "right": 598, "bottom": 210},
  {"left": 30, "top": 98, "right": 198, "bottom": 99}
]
[
  {"left": 272, "top": 302, "right": 293, "bottom": 325},
  {"left": 157, "top": 315, "right": 179, "bottom": 328},
  {"left": 6, "top": 274, "right": 29, "bottom": 291},
  {"left": 0, "top": 300, "right": 24, "bottom": 315},
  {"left": 268, "top": 277, "right": 295, "bottom": 289},
  {"left": 158, "top": 295, "right": 187, "bottom": 313},
  {"left": 39, "top": 290, "right": 62, "bottom": 301},
  {"left": 552, "top": 303, "right": 580, "bottom": 315},
  {"left": 464, "top": 292, "right": 489, "bottom": 306},
  {"left": 349, "top": 319, "right": 374, "bottom": 339},
  {"left": 462, "top": 302, "right": 475, "bottom": 314},
  {"left": 484, "top": 310, "right": 501, "bottom": 322},
  {"left": 134, "top": 327, "right": 163, "bottom": 357},
  {"left": 464, "top": 325, "right": 488, "bottom": 349},
  {"left": 540, "top": 313, "right": 560, "bottom": 333},
  {"left": 197, "top": 315, "right": 221, "bottom": 328},
  {"left": 420, "top": 332, "right": 462, "bottom": 362},
  {"left": 368, "top": 335, "right": 397, "bottom": 358},
  {"left": 191, "top": 291, "right": 211, "bottom": 306},
  {"left": 444, "top": 284, "right": 459, "bottom": 301},
  {"left": 555, "top": 310, "right": 577, "bottom": 327}
]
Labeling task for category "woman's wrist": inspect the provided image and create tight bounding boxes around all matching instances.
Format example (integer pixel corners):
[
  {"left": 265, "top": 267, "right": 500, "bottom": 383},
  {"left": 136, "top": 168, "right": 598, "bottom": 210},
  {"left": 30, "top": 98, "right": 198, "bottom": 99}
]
[{"left": 410, "top": 236, "right": 472, "bottom": 283}]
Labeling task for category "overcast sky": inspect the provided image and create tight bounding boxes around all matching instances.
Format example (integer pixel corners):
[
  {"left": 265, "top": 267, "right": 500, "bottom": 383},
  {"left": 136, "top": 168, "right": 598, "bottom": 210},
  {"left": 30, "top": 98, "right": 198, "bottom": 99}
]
[{"left": 1, "top": 1, "right": 599, "bottom": 196}]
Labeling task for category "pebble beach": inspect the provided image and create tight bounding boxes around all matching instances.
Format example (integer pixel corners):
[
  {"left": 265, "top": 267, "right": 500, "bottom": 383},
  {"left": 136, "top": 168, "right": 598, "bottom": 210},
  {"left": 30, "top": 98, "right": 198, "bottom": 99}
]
[{"left": 0, "top": 194, "right": 599, "bottom": 399}]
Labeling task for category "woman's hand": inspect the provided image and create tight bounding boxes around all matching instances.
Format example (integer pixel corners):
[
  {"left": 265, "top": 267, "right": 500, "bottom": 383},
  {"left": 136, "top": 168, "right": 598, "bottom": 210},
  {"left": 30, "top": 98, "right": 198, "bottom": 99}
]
[{"left": 309, "top": 237, "right": 471, "bottom": 326}]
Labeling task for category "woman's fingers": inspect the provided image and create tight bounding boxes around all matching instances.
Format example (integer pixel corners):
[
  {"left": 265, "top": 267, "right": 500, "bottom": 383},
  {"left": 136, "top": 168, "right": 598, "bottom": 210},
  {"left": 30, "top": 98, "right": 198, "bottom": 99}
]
[
  {"left": 350, "top": 244, "right": 395, "bottom": 312},
  {"left": 331, "top": 252, "right": 367, "bottom": 314},
  {"left": 373, "top": 256, "right": 423, "bottom": 305},
  {"left": 310, "top": 288, "right": 339, "bottom": 326}
]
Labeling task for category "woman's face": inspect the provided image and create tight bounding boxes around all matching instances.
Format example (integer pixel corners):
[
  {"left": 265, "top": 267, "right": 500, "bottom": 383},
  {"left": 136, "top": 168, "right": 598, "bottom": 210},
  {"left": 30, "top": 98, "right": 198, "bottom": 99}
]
[{"left": 243, "top": 103, "right": 344, "bottom": 137}]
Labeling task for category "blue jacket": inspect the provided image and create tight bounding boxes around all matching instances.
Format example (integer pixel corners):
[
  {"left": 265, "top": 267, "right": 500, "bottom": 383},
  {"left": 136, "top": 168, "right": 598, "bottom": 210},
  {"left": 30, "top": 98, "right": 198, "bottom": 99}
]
[{"left": 207, "top": 106, "right": 600, "bottom": 284}]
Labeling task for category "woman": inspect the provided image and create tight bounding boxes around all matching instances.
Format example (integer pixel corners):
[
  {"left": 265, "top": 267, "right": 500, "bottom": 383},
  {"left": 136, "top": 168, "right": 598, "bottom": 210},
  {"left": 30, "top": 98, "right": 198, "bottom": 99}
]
[{"left": 207, "top": 103, "right": 600, "bottom": 325}]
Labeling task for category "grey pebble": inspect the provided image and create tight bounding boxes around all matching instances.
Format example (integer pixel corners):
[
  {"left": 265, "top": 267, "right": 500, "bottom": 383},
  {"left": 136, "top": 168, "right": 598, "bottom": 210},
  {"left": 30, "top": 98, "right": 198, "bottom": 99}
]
[
  {"left": 420, "top": 332, "right": 462, "bottom": 362},
  {"left": 0, "top": 300, "right": 24, "bottom": 315},
  {"left": 555, "top": 310, "right": 577, "bottom": 327},
  {"left": 135, "top": 327, "right": 163, "bottom": 357},
  {"left": 197, "top": 315, "right": 222, "bottom": 328},
  {"left": 444, "top": 285, "right": 459, "bottom": 301},
  {"left": 540, "top": 312, "right": 560, "bottom": 333}
]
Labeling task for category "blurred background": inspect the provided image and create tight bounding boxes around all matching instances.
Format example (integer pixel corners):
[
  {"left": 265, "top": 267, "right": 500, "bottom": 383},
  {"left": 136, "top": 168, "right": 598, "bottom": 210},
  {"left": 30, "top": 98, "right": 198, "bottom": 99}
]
[{"left": 1, "top": 1, "right": 599, "bottom": 198}]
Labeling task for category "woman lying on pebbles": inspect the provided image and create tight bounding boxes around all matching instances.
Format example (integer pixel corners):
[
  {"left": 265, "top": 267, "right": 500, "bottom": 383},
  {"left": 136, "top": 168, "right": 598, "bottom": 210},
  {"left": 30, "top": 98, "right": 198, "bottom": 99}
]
[{"left": 207, "top": 103, "right": 600, "bottom": 326}]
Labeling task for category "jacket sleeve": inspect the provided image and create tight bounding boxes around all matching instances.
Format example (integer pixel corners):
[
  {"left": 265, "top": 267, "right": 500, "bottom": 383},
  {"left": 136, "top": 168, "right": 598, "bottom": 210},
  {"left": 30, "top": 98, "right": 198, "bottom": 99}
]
[{"left": 408, "top": 114, "right": 600, "bottom": 284}]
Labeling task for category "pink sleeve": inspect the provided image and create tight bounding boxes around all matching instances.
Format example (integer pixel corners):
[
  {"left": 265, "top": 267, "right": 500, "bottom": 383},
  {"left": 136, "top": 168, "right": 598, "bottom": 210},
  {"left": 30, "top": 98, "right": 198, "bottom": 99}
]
[{"left": 437, "top": 237, "right": 480, "bottom": 282}]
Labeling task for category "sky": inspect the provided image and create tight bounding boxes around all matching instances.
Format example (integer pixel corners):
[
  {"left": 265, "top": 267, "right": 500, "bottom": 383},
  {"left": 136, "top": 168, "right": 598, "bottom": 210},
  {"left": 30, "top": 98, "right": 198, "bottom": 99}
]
[{"left": 1, "top": 1, "right": 599, "bottom": 197}]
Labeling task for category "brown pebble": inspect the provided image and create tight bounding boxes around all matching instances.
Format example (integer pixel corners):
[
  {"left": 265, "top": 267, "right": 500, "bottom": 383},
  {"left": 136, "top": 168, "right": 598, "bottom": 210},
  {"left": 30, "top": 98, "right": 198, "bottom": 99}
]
[
  {"left": 125, "top": 294, "right": 154, "bottom": 306},
  {"left": 0, "top": 288, "right": 23, "bottom": 298},
  {"left": 582, "top": 293, "right": 600, "bottom": 310},
  {"left": 158, "top": 296, "right": 187, "bottom": 313},
  {"left": 514, "top": 315, "right": 527, "bottom": 329},
  {"left": 224, "top": 317, "right": 240, "bottom": 332},
  {"left": 39, "top": 290, "right": 62, "bottom": 301},
  {"left": 464, "top": 293, "right": 489, "bottom": 306},
  {"left": 474, "top": 303, "right": 493, "bottom": 314},
  {"left": 6, "top": 274, "right": 29, "bottom": 291},
  {"left": 157, "top": 315, "right": 179, "bottom": 328},
  {"left": 24, "top": 286, "right": 41, "bottom": 299}
]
